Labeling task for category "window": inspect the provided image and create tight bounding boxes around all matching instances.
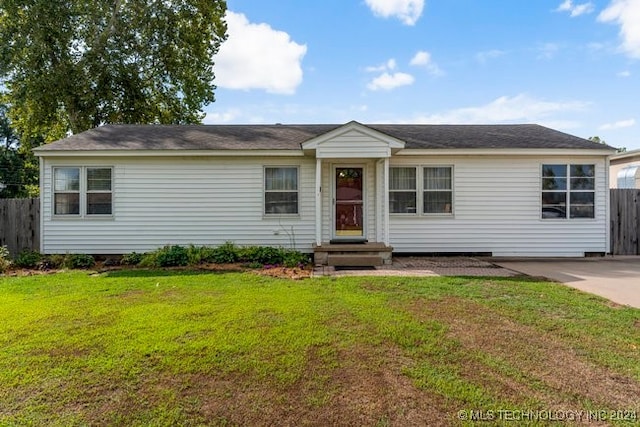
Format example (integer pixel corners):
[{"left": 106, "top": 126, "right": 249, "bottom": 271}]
[
  {"left": 54, "top": 167, "right": 80, "bottom": 215},
  {"left": 423, "top": 167, "right": 453, "bottom": 214},
  {"left": 264, "top": 167, "right": 298, "bottom": 215},
  {"left": 87, "top": 168, "right": 113, "bottom": 215},
  {"left": 542, "top": 164, "right": 594, "bottom": 219},
  {"left": 389, "top": 167, "right": 417, "bottom": 213},
  {"left": 53, "top": 167, "right": 113, "bottom": 217},
  {"left": 389, "top": 166, "right": 453, "bottom": 215}
]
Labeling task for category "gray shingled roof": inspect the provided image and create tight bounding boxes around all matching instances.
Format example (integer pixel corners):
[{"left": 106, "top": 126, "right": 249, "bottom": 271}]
[{"left": 35, "top": 123, "right": 613, "bottom": 152}]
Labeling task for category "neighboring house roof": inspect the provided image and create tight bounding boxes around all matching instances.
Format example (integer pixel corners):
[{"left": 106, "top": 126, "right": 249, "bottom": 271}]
[
  {"left": 610, "top": 148, "right": 640, "bottom": 165},
  {"left": 34, "top": 122, "right": 614, "bottom": 152}
]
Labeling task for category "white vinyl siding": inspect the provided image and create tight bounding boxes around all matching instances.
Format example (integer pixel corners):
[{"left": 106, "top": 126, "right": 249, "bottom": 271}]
[
  {"left": 314, "top": 129, "right": 392, "bottom": 158},
  {"left": 389, "top": 156, "right": 608, "bottom": 256},
  {"left": 41, "top": 153, "right": 609, "bottom": 257},
  {"left": 42, "top": 157, "right": 315, "bottom": 254}
]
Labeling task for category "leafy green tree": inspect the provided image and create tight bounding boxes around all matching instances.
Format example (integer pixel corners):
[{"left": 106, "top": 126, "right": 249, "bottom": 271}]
[
  {"left": 589, "top": 136, "right": 626, "bottom": 153},
  {"left": 0, "top": 104, "right": 39, "bottom": 198},
  {"left": 0, "top": 0, "right": 227, "bottom": 141}
]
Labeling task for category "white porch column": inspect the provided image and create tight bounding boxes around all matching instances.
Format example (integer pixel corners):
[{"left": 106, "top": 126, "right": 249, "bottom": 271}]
[
  {"left": 383, "top": 157, "right": 390, "bottom": 246},
  {"left": 375, "top": 160, "right": 383, "bottom": 243},
  {"left": 315, "top": 157, "right": 322, "bottom": 246}
]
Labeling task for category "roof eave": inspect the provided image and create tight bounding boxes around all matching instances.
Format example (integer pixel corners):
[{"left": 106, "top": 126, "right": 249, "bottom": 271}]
[
  {"left": 34, "top": 149, "right": 306, "bottom": 157},
  {"left": 395, "top": 148, "right": 616, "bottom": 156}
]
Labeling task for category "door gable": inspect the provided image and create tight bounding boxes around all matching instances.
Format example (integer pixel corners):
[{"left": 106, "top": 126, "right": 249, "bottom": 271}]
[{"left": 302, "top": 121, "right": 405, "bottom": 158}]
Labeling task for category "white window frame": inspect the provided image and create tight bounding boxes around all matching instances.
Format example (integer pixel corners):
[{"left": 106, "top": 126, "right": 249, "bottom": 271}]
[
  {"left": 53, "top": 167, "right": 81, "bottom": 216},
  {"left": 422, "top": 166, "right": 454, "bottom": 216},
  {"left": 389, "top": 165, "right": 454, "bottom": 217},
  {"left": 263, "top": 166, "right": 299, "bottom": 216},
  {"left": 52, "top": 166, "right": 113, "bottom": 219},
  {"left": 541, "top": 164, "right": 595, "bottom": 220},
  {"left": 389, "top": 166, "right": 418, "bottom": 215}
]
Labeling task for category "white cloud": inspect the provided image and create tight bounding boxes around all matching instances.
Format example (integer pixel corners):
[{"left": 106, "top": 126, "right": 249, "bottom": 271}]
[
  {"left": 365, "top": 0, "right": 424, "bottom": 25},
  {"left": 366, "top": 58, "right": 397, "bottom": 72},
  {"left": 598, "top": 0, "right": 640, "bottom": 58},
  {"left": 475, "top": 49, "right": 506, "bottom": 63},
  {"left": 203, "top": 108, "right": 241, "bottom": 124},
  {"left": 409, "top": 50, "right": 443, "bottom": 75},
  {"left": 366, "top": 58, "right": 415, "bottom": 90},
  {"left": 367, "top": 72, "right": 415, "bottom": 91},
  {"left": 556, "top": 0, "right": 595, "bottom": 17},
  {"left": 599, "top": 118, "right": 636, "bottom": 130},
  {"left": 214, "top": 11, "right": 307, "bottom": 94},
  {"left": 399, "top": 94, "right": 589, "bottom": 124},
  {"left": 618, "top": 70, "right": 632, "bottom": 77}
]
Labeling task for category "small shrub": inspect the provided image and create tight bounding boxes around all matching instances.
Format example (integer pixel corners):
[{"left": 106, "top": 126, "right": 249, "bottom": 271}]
[
  {"left": 211, "top": 241, "right": 238, "bottom": 264},
  {"left": 121, "top": 252, "right": 144, "bottom": 266},
  {"left": 14, "top": 250, "right": 42, "bottom": 269},
  {"left": 0, "top": 246, "right": 11, "bottom": 273},
  {"left": 138, "top": 252, "right": 159, "bottom": 268},
  {"left": 63, "top": 253, "right": 95, "bottom": 269},
  {"left": 238, "top": 246, "right": 282, "bottom": 265},
  {"left": 247, "top": 261, "right": 263, "bottom": 269},
  {"left": 155, "top": 245, "right": 189, "bottom": 267},
  {"left": 282, "top": 250, "right": 311, "bottom": 268},
  {"left": 45, "top": 254, "right": 66, "bottom": 269},
  {"left": 186, "top": 245, "right": 216, "bottom": 265},
  {"left": 198, "top": 246, "right": 217, "bottom": 263}
]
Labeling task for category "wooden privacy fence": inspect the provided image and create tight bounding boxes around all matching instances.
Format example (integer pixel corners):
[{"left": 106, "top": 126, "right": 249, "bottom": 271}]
[
  {"left": 610, "top": 189, "right": 640, "bottom": 255},
  {"left": 0, "top": 198, "right": 40, "bottom": 257}
]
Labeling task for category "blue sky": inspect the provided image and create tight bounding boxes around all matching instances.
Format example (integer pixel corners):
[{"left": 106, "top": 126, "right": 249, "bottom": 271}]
[{"left": 208, "top": 0, "right": 639, "bottom": 150}]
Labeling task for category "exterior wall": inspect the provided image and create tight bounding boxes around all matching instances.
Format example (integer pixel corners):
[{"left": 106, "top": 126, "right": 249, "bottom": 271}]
[
  {"left": 41, "top": 156, "right": 316, "bottom": 254},
  {"left": 389, "top": 155, "right": 609, "bottom": 256},
  {"left": 610, "top": 158, "right": 640, "bottom": 189},
  {"left": 41, "top": 153, "right": 610, "bottom": 257}
]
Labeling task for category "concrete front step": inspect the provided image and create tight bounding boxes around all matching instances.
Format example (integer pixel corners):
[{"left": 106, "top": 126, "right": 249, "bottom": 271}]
[
  {"left": 314, "top": 242, "right": 393, "bottom": 266},
  {"left": 327, "top": 254, "right": 383, "bottom": 267}
]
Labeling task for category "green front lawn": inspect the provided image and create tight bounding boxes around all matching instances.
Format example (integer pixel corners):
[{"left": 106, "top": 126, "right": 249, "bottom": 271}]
[{"left": 1, "top": 270, "right": 639, "bottom": 426}]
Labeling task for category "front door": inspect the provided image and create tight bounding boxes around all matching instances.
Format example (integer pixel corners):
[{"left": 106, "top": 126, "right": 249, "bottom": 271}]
[{"left": 334, "top": 167, "right": 364, "bottom": 238}]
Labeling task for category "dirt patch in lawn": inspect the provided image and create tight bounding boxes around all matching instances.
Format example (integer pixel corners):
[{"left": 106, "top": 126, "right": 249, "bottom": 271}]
[
  {"left": 189, "top": 344, "right": 453, "bottom": 426},
  {"left": 410, "top": 297, "right": 640, "bottom": 410}
]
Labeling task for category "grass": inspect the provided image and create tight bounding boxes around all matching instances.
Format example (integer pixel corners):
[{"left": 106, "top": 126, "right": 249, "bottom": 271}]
[{"left": 0, "top": 270, "right": 639, "bottom": 426}]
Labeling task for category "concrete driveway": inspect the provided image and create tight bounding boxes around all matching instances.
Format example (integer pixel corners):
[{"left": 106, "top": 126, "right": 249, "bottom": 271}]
[{"left": 494, "top": 256, "right": 640, "bottom": 309}]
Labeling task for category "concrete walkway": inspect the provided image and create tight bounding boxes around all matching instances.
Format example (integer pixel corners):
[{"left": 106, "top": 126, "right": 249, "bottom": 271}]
[
  {"left": 494, "top": 257, "right": 640, "bottom": 309},
  {"left": 313, "top": 256, "right": 518, "bottom": 277},
  {"left": 314, "top": 255, "right": 640, "bottom": 309}
]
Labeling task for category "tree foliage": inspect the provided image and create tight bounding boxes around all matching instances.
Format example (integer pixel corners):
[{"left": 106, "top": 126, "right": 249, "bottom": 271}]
[
  {"left": 0, "top": 0, "right": 227, "bottom": 141},
  {"left": 0, "top": 104, "right": 39, "bottom": 197}
]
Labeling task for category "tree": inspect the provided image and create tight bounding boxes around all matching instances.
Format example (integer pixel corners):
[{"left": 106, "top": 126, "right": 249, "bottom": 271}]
[
  {"left": 0, "top": 0, "right": 227, "bottom": 142},
  {"left": 589, "top": 136, "right": 626, "bottom": 152},
  {"left": 0, "top": 104, "right": 39, "bottom": 198}
]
